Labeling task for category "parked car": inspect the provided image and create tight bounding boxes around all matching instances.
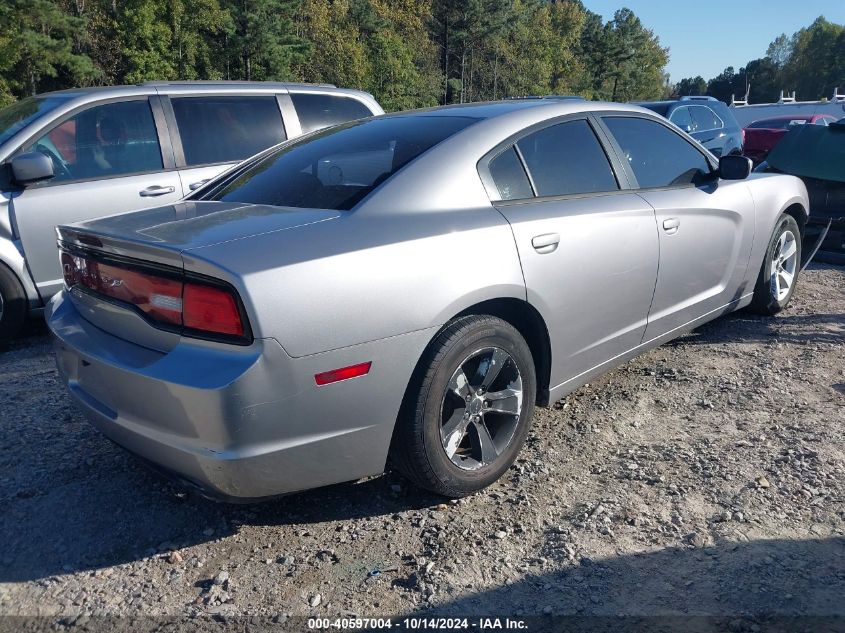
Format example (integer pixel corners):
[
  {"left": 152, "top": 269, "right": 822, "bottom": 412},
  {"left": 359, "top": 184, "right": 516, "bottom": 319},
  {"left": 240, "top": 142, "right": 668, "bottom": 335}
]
[
  {"left": 743, "top": 114, "right": 838, "bottom": 164},
  {"left": 0, "top": 81, "right": 383, "bottom": 341},
  {"left": 755, "top": 118, "right": 845, "bottom": 264},
  {"left": 636, "top": 96, "right": 743, "bottom": 157},
  {"left": 48, "top": 99, "right": 809, "bottom": 500}
]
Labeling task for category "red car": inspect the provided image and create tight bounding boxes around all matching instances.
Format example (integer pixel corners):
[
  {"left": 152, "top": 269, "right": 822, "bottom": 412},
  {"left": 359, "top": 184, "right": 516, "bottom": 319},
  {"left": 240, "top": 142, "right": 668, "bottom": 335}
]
[{"left": 743, "top": 114, "right": 837, "bottom": 163}]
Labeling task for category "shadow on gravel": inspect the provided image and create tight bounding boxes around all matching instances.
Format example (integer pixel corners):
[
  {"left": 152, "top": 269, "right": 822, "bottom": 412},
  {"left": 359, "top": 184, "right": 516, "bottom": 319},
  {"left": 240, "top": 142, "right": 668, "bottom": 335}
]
[
  {"left": 671, "top": 311, "right": 845, "bottom": 347},
  {"left": 0, "top": 452, "right": 441, "bottom": 582},
  {"left": 409, "top": 537, "right": 845, "bottom": 630},
  {"left": 0, "top": 319, "right": 49, "bottom": 354}
]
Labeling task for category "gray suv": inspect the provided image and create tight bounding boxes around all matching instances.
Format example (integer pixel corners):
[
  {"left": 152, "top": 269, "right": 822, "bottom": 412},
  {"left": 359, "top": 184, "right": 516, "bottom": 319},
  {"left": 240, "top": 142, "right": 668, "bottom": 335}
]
[
  {"left": 635, "top": 96, "right": 744, "bottom": 158},
  {"left": 0, "top": 81, "right": 383, "bottom": 340}
]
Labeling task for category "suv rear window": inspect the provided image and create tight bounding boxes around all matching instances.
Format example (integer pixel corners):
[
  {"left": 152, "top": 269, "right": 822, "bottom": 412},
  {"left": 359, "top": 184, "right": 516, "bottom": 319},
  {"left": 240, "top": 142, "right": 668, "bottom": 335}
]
[
  {"left": 204, "top": 115, "right": 478, "bottom": 210},
  {"left": 171, "top": 96, "right": 286, "bottom": 166},
  {"left": 291, "top": 93, "right": 374, "bottom": 134}
]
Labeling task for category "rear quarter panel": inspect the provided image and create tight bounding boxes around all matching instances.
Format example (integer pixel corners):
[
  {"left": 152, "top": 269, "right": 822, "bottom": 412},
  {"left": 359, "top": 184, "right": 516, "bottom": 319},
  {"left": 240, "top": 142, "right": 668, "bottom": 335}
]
[{"left": 182, "top": 208, "right": 526, "bottom": 357}]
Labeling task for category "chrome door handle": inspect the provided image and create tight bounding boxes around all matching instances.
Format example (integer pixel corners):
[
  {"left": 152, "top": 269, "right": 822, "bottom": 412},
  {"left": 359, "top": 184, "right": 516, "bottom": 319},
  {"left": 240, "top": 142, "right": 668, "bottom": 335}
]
[
  {"left": 662, "top": 218, "right": 680, "bottom": 234},
  {"left": 532, "top": 233, "right": 560, "bottom": 254},
  {"left": 139, "top": 185, "right": 176, "bottom": 197},
  {"left": 189, "top": 179, "right": 210, "bottom": 191}
]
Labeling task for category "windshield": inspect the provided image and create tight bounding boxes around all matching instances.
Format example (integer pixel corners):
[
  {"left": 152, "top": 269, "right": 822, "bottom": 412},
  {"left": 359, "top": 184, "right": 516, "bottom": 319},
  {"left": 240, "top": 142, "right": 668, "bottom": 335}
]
[
  {"left": 202, "top": 115, "right": 479, "bottom": 210},
  {"left": 0, "top": 96, "right": 73, "bottom": 146},
  {"left": 637, "top": 102, "right": 670, "bottom": 117}
]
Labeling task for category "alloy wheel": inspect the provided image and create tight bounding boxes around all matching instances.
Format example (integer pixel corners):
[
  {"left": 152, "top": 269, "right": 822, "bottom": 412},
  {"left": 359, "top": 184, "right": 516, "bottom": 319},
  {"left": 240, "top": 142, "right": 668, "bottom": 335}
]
[
  {"left": 770, "top": 229, "right": 798, "bottom": 302},
  {"left": 439, "top": 346, "right": 524, "bottom": 471}
]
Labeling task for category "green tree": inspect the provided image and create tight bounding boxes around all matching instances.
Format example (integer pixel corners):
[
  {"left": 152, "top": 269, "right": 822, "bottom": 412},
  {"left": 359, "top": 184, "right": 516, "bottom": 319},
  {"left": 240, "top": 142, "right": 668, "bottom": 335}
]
[
  {"left": 675, "top": 76, "right": 706, "bottom": 97},
  {"left": 221, "top": 0, "right": 309, "bottom": 81},
  {"left": 0, "top": 0, "right": 98, "bottom": 97}
]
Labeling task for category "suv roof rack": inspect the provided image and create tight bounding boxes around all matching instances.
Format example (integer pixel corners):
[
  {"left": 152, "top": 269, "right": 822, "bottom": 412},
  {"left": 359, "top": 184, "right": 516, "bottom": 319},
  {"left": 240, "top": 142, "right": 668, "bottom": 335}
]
[
  {"left": 139, "top": 80, "right": 337, "bottom": 88},
  {"left": 679, "top": 95, "right": 718, "bottom": 102}
]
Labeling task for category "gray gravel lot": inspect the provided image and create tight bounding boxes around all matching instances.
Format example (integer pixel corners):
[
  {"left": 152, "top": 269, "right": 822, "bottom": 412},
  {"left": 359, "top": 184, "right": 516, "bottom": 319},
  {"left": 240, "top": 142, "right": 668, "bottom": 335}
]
[{"left": 0, "top": 264, "right": 843, "bottom": 628}]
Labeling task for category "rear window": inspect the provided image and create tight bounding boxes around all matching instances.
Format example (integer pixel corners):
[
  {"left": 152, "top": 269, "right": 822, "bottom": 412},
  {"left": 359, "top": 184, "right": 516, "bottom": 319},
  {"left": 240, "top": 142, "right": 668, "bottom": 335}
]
[
  {"left": 204, "top": 115, "right": 478, "bottom": 210},
  {"left": 290, "top": 93, "right": 374, "bottom": 134}
]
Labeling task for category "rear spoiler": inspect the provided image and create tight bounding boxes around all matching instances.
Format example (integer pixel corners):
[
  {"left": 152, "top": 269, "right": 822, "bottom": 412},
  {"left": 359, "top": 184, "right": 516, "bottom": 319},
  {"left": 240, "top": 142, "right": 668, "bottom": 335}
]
[{"left": 56, "top": 225, "right": 184, "bottom": 270}]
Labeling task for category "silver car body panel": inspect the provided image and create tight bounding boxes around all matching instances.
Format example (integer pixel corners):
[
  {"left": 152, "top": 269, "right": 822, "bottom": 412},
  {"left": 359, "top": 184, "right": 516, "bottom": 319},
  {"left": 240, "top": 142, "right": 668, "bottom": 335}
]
[
  {"left": 47, "top": 99, "right": 810, "bottom": 499},
  {"left": 0, "top": 82, "right": 383, "bottom": 309}
]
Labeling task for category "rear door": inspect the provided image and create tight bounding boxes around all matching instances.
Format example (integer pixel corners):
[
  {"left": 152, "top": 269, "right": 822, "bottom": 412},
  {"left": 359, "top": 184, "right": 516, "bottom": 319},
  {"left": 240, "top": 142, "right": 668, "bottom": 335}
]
[
  {"left": 163, "top": 94, "right": 288, "bottom": 195},
  {"left": 10, "top": 96, "right": 182, "bottom": 299},
  {"left": 481, "top": 116, "right": 660, "bottom": 388},
  {"left": 599, "top": 115, "right": 755, "bottom": 342}
]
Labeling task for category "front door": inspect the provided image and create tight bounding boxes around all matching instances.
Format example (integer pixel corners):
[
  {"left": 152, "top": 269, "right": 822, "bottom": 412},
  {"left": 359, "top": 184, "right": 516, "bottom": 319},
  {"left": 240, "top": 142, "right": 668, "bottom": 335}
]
[
  {"left": 485, "top": 118, "right": 660, "bottom": 388},
  {"left": 600, "top": 115, "right": 755, "bottom": 342},
  {"left": 9, "top": 98, "right": 182, "bottom": 299}
]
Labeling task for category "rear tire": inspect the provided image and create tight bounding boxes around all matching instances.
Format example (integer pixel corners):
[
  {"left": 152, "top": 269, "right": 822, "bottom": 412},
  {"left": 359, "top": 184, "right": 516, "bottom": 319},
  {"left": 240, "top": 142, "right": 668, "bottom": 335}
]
[
  {"left": 390, "top": 315, "right": 536, "bottom": 498},
  {"left": 749, "top": 213, "right": 801, "bottom": 315},
  {"left": 0, "top": 265, "right": 26, "bottom": 344}
]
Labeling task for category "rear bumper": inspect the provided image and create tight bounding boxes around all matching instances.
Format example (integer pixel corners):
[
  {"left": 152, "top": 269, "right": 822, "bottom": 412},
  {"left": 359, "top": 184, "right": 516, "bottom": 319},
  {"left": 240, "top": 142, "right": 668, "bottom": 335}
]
[{"left": 47, "top": 291, "right": 432, "bottom": 500}]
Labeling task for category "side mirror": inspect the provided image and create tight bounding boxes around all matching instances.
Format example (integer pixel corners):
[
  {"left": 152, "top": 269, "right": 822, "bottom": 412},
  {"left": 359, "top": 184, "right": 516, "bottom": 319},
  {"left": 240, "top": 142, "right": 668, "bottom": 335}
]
[
  {"left": 718, "top": 154, "right": 752, "bottom": 180},
  {"left": 679, "top": 124, "right": 693, "bottom": 133},
  {"left": 10, "top": 152, "right": 54, "bottom": 185}
]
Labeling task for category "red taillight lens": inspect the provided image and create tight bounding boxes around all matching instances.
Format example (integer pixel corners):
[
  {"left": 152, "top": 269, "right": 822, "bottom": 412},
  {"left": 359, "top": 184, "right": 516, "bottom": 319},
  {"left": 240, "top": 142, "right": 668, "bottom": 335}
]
[
  {"left": 61, "top": 249, "right": 247, "bottom": 342},
  {"left": 183, "top": 283, "right": 244, "bottom": 337},
  {"left": 314, "top": 362, "right": 372, "bottom": 386}
]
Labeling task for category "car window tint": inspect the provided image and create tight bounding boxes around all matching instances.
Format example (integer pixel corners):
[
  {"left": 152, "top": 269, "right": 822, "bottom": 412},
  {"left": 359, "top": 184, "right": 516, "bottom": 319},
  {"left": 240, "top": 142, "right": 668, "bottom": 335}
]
[
  {"left": 515, "top": 120, "right": 617, "bottom": 197},
  {"left": 604, "top": 116, "right": 712, "bottom": 188},
  {"left": 669, "top": 106, "right": 694, "bottom": 131},
  {"left": 205, "top": 115, "right": 478, "bottom": 210},
  {"left": 25, "top": 100, "right": 162, "bottom": 183},
  {"left": 690, "top": 106, "right": 722, "bottom": 131},
  {"left": 171, "top": 96, "right": 285, "bottom": 167},
  {"left": 489, "top": 146, "right": 533, "bottom": 200},
  {"left": 291, "top": 93, "right": 374, "bottom": 134}
]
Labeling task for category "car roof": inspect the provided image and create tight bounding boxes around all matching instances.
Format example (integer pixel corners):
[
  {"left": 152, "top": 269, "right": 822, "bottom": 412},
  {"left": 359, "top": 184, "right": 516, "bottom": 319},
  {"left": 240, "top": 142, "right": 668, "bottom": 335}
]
[
  {"left": 378, "top": 98, "right": 649, "bottom": 122},
  {"left": 37, "top": 80, "right": 346, "bottom": 98}
]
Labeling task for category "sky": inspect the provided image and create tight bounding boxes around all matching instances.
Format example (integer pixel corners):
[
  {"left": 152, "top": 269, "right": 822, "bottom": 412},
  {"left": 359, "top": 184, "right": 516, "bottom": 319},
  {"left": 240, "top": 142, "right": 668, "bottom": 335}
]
[{"left": 584, "top": 0, "right": 845, "bottom": 83}]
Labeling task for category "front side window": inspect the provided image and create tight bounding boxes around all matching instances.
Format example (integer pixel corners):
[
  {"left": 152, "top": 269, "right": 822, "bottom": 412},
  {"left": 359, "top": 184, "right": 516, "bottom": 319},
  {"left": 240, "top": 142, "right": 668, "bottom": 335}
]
[
  {"left": 690, "top": 106, "right": 722, "bottom": 131},
  {"left": 515, "top": 119, "right": 618, "bottom": 197},
  {"left": 290, "top": 93, "right": 374, "bottom": 134},
  {"left": 0, "top": 95, "right": 74, "bottom": 146},
  {"left": 171, "top": 96, "right": 286, "bottom": 166},
  {"left": 203, "top": 115, "right": 478, "bottom": 211},
  {"left": 604, "top": 116, "right": 712, "bottom": 188},
  {"left": 25, "top": 99, "right": 162, "bottom": 183},
  {"left": 488, "top": 146, "right": 533, "bottom": 201}
]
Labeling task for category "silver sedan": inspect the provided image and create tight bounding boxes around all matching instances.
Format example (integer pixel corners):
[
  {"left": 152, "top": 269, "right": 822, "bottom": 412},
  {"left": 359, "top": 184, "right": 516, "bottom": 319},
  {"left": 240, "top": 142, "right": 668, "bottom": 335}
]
[{"left": 47, "top": 99, "right": 809, "bottom": 500}]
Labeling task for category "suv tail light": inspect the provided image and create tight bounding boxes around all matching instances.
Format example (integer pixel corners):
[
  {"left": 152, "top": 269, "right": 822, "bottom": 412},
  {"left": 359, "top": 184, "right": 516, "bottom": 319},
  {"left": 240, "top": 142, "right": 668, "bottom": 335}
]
[{"left": 60, "top": 249, "right": 251, "bottom": 344}]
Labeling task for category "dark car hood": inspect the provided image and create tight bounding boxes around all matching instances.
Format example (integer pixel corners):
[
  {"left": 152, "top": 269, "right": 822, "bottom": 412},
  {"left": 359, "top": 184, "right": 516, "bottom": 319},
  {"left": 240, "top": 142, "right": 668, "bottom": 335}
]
[
  {"left": 766, "top": 124, "right": 845, "bottom": 184},
  {"left": 62, "top": 201, "right": 342, "bottom": 252}
]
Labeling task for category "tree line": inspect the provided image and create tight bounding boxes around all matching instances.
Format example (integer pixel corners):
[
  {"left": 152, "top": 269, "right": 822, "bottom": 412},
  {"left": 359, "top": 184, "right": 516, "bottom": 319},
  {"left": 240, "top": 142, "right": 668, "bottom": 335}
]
[
  {"left": 675, "top": 16, "right": 845, "bottom": 104},
  {"left": 0, "top": 0, "right": 669, "bottom": 111}
]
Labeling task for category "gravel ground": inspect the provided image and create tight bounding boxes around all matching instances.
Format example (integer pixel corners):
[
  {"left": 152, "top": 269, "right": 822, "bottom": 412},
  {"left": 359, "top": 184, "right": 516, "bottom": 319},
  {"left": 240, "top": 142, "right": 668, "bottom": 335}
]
[{"left": 0, "top": 264, "right": 843, "bottom": 630}]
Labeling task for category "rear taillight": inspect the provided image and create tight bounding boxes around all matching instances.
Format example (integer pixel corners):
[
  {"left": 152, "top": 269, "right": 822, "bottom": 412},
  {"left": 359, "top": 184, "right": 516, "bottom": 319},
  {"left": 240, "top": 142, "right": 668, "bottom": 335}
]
[{"left": 61, "top": 249, "right": 249, "bottom": 343}]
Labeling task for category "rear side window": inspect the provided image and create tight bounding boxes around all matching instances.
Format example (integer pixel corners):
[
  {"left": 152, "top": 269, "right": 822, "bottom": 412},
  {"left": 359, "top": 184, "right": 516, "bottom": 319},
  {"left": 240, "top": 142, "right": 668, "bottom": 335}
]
[
  {"left": 25, "top": 99, "right": 162, "bottom": 183},
  {"left": 515, "top": 120, "right": 618, "bottom": 197},
  {"left": 690, "top": 106, "right": 722, "bottom": 131},
  {"left": 205, "top": 115, "right": 478, "bottom": 210},
  {"left": 291, "top": 93, "right": 374, "bottom": 134},
  {"left": 604, "top": 116, "right": 712, "bottom": 188},
  {"left": 171, "top": 96, "right": 285, "bottom": 166},
  {"left": 489, "top": 147, "right": 532, "bottom": 200},
  {"left": 669, "top": 106, "right": 694, "bottom": 131}
]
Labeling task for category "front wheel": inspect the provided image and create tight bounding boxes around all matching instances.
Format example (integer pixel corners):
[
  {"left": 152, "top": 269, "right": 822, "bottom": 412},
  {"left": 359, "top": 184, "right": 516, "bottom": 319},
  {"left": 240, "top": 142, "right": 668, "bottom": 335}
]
[
  {"left": 390, "top": 315, "right": 536, "bottom": 497},
  {"left": 749, "top": 213, "right": 802, "bottom": 315}
]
